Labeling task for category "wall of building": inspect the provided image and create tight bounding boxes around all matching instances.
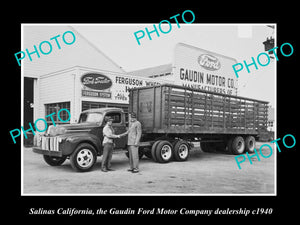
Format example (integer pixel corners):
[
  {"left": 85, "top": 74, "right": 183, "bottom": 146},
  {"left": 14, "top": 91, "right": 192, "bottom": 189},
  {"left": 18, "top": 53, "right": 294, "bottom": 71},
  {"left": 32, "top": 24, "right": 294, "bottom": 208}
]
[{"left": 36, "top": 68, "right": 77, "bottom": 125}]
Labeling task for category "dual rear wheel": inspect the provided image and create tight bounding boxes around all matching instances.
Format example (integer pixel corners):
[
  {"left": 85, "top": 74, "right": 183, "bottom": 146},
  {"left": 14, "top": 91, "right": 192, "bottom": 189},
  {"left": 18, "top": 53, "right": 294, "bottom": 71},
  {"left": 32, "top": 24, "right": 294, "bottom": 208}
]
[
  {"left": 150, "top": 140, "right": 190, "bottom": 163},
  {"left": 201, "top": 135, "right": 256, "bottom": 155},
  {"left": 228, "top": 135, "right": 256, "bottom": 155}
]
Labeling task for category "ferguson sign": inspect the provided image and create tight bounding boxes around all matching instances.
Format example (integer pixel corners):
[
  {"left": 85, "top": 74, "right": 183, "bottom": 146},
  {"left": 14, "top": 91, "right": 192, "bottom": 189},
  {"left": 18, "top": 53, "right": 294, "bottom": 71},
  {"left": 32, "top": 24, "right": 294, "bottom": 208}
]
[{"left": 173, "top": 43, "right": 238, "bottom": 95}]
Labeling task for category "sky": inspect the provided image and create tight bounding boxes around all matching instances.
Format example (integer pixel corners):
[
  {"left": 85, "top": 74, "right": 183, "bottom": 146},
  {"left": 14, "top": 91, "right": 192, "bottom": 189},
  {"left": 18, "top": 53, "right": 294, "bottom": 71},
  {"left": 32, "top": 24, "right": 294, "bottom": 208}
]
[{"left": 73, "top": 24, "right": 276, "bottom": 107}]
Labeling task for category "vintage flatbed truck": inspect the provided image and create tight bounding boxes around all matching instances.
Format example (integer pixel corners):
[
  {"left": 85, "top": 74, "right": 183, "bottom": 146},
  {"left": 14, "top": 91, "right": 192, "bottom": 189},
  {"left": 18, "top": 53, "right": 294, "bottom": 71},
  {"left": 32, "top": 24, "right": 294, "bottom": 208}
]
[{"left": 32, "top": 84, "right": 268, "bottom": 172}]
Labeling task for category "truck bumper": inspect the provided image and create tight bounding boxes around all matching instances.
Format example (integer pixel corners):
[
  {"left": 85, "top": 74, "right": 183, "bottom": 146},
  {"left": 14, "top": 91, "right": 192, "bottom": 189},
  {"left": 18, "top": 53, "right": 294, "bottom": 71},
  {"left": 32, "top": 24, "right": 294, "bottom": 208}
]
[{"left": 32, "top": 147, "right": 63, "bottom": 157}]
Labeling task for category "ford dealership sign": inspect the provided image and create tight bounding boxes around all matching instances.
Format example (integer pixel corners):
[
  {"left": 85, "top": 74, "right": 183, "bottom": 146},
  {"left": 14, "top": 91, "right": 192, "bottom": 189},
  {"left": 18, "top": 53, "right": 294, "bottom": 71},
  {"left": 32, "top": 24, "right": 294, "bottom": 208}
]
[
  {"left": 81, "top": 73, "right": 112, "bottom": 90},
  {"left": 198, "top": 54, "right": 221, "bottom": 71}
]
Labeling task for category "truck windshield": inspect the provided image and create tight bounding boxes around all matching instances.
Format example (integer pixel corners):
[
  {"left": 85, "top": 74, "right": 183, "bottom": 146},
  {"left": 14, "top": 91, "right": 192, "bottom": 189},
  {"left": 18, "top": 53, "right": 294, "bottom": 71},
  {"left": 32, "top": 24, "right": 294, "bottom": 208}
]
[{"left": 79, "top": 112, "right": 103, "bottom": 123}]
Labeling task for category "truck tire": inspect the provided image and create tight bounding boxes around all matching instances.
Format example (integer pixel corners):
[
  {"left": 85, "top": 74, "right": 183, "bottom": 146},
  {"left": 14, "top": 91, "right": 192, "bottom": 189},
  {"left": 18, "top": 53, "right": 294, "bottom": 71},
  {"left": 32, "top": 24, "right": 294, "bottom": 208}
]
[
  {"left": 226, "top": 138, "right": 233, "bottom": 153},
  {"left": 230, "top": 136, "right": 245, "bottom": 155},
  {"left": 70, "top": 143, "right": 97, "bottom": 172},
  {"left": 173, "top": 140, "right": 190, "bottom": 161},
  {"left": 43, "top": 155, "right": 66, "bottom": 166},
  {"left": 151, "top": 140, "right": 161, "bottom": 162},
  {"left": 155, "top": 140, "right": 173, "bottom": 163},
  {"left": 245, "top": 136, "right": 256, "bottom": 153}
]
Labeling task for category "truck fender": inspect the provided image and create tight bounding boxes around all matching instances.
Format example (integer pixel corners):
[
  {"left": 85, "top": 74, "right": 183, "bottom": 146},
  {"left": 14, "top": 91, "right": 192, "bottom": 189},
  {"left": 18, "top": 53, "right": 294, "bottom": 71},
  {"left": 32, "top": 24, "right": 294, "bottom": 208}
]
[{"left": 63, "top": 134, "right": 102, "bottom": 156}]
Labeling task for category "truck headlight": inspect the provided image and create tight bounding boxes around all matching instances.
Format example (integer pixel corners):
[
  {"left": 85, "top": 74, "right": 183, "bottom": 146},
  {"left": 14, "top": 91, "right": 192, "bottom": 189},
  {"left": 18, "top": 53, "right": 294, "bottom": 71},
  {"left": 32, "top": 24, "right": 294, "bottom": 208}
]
[
  {"left": 47, "top": 125, "right": 67, "bottom": 136},
  {"left": 58, "top": 137, "right": 65, "bottom": 143}
]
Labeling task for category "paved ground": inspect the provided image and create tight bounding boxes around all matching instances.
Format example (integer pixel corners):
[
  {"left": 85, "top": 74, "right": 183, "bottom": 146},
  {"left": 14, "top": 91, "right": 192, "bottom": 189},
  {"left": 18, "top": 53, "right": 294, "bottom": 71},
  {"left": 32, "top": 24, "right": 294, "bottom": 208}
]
[{"left": 23, "top": 142, "right": 275, "bottom": 195}]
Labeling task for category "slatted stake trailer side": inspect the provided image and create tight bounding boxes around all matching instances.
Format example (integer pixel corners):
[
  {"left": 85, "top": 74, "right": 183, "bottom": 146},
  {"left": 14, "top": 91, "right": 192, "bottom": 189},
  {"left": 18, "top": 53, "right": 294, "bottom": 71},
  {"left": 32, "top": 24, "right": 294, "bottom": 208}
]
[{"left": 129, "top": 84, "right": 269, "bottom": 163}]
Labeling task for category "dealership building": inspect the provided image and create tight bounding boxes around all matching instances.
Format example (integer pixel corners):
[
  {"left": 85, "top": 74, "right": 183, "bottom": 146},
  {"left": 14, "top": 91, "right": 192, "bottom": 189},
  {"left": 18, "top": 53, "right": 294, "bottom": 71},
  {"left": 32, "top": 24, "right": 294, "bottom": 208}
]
[{"left": 23, "top": 25, "right": 239, "bottom": 130}]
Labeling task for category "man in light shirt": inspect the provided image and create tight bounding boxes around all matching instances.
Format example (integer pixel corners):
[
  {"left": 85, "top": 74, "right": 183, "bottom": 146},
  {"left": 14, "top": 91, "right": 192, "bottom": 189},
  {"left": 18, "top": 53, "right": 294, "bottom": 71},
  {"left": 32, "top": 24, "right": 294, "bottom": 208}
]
[{"left": 101, "top": 116, "right": 121, "bottom": 172}]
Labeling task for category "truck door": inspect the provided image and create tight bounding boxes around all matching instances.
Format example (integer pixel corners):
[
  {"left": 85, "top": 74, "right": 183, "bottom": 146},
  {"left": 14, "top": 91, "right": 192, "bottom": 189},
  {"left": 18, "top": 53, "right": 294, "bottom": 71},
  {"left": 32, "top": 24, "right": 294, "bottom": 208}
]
[{"left": 105, "top": 111, "right": 127, "bottom": 149}]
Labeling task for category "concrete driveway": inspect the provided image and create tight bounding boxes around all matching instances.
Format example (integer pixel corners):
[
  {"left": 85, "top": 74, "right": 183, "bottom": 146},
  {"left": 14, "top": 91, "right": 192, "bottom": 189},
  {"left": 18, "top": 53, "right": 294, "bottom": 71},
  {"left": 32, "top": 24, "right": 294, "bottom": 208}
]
[{"left": 22, "top": 142, "right": 275, "bottom": 195}]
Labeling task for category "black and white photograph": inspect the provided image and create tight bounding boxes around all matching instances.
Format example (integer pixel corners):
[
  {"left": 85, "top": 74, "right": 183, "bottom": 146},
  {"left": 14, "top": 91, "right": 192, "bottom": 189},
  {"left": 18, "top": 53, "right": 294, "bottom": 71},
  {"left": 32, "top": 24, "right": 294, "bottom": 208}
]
[
  {"left": 4, "top": 4, "right": 298, "bottom": 221},
  {"left": 20, "top": 23, "right": 276, "bottom": 195}
]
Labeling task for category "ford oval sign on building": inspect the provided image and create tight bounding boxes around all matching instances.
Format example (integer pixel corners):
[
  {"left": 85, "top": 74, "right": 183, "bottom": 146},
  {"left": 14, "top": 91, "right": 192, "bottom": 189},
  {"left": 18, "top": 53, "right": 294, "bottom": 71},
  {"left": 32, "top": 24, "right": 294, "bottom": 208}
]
[
  {"left": 198, "top": 54, "right": 221, "bottom": 71},
  {"left": 81, "top": 73, "right": 112, "bottom": 90}
]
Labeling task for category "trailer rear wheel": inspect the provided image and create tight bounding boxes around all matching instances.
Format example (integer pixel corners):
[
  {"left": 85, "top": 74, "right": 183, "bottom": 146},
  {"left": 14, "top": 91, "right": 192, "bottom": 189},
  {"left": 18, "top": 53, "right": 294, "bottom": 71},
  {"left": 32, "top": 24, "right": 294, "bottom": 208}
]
[
  {"left": 155, "top": 140, "right": 173, "bottom": 163},
  {"left": 226, "top": 138, "right": 233, "bottom": 153},
  {"left": 173, "top": 140, "right": 190, "bottom": 161},
  {"left": 245, "top": 136, "right": 256, "bottom": 153},
  {"left": 230, "top": 136, "right": 245, "bottom": 155}
]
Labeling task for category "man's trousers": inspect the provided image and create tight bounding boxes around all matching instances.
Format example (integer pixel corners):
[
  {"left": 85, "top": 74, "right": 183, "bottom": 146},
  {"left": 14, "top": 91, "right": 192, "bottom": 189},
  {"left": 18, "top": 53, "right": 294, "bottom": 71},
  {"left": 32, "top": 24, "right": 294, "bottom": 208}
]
[
  {"left": 102, "top": 143, "right": 113, "bottom": 169},
  {"left": 128, "top": 145, "right": 139, "bottom": 170}
]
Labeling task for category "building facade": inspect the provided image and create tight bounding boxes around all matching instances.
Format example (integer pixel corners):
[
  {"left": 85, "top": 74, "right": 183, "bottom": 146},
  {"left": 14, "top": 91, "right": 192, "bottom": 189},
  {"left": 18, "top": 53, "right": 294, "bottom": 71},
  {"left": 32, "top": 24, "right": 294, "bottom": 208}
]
[{"left": 35, "top": 66, "right": 164, "bottom": 127}]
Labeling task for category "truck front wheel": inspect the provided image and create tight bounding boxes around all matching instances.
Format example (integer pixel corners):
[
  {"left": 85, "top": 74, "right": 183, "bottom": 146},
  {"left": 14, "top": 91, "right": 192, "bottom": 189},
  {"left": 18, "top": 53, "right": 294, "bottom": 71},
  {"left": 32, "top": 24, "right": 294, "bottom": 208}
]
[
  {"left": 43, "top": 155, "right": 66, "bottom": 166},
  {"left": 70, "top": 143, "right": 97, "bottom": 172}
]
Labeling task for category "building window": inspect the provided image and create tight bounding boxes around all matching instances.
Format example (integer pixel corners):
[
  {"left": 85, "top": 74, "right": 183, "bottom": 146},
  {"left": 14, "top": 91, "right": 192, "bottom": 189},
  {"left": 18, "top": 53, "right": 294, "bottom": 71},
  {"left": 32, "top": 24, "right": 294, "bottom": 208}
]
[
  {"left": 82, "top": 101, "right": 106, "bottom": 111},
  {"left": 45, "top": 102, "right": 70, "bottom": 125}
]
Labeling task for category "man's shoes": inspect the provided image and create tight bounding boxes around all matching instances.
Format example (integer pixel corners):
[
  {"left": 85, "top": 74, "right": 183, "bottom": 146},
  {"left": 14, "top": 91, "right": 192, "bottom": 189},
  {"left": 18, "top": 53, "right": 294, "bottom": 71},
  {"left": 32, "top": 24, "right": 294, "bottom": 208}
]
[
  {"left": 132, "top": 169, "right": 139, "bottom": 173},
  {"left": 107, "top": 168, "right": 115, "bottom": 171},
  {"left": 127, "top": 169, "right": 133, "bottom": 172},
  {"left": 101, "top": 168, "right": 108, "bottom": 172}
]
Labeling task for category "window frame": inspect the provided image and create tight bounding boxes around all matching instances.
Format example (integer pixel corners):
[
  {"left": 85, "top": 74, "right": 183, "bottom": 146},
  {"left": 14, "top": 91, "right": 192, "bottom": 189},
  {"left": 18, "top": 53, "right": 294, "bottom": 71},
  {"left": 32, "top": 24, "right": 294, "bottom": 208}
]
[{"left": 45, "top": 101, "right": 71, "bottom": 125}]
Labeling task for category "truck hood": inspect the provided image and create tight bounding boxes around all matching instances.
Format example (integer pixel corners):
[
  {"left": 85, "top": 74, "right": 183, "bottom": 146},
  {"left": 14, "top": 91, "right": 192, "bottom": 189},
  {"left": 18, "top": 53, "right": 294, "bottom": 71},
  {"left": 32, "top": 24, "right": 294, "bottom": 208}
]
[{"left": 47, "top": 123, "right": 100, "bottom": 136}]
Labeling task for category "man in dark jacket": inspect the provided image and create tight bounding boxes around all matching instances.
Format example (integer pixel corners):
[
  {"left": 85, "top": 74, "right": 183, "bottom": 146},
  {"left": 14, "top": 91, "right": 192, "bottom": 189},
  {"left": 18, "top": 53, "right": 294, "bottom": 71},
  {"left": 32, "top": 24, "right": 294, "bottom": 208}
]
[{"left": 127, "top": 112, "right": 142, "bottom": 173}]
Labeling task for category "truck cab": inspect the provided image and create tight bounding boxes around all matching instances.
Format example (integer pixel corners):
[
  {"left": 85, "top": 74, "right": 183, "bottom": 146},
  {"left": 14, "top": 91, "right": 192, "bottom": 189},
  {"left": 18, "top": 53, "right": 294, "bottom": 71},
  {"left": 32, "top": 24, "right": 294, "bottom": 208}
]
[{"left": 33, "top": 108, "right": 127, "bottom": 172}]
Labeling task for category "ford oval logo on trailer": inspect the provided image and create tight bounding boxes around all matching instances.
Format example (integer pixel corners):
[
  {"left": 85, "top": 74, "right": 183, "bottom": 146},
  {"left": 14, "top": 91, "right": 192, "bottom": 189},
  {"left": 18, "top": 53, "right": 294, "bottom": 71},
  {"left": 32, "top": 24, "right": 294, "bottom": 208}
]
[
  {"left": 198, "top": 54, "right": 221, "bottom": 71},
  {"left": 81, "top": 73, "right": 112, "bottom": 90}
]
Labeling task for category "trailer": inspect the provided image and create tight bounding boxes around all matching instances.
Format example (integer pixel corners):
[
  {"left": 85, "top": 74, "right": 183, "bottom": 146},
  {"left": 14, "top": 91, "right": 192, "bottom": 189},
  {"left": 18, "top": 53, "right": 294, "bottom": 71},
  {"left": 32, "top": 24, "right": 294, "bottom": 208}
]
[{"left": 129, "top": 84, "right": 269, "bottom": 163}]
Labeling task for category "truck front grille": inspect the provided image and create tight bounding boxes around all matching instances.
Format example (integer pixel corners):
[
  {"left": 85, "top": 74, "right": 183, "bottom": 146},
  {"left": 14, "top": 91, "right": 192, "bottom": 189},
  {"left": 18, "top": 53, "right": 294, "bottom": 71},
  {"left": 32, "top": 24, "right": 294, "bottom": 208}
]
[{"left": 40, "top": 136, "right": 59, "bottom": 151}]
